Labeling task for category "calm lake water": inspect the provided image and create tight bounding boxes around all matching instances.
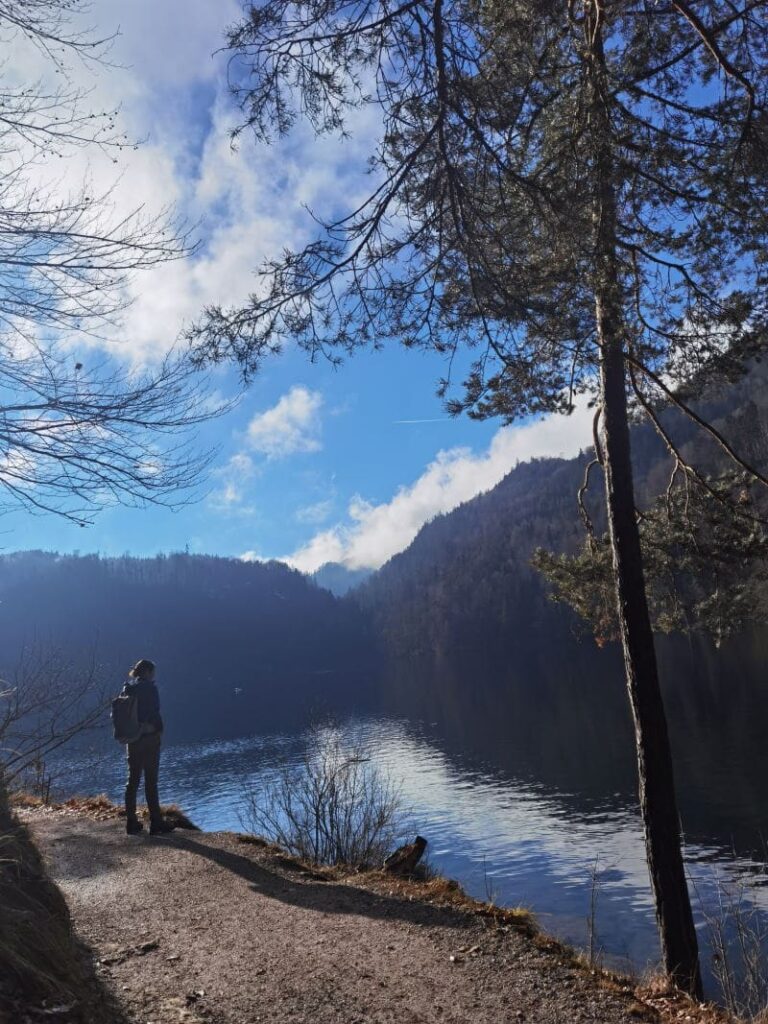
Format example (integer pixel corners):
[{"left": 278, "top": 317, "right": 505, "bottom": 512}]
[{"left": 58, "top": 647, "right": 768, "bottom": 1005}]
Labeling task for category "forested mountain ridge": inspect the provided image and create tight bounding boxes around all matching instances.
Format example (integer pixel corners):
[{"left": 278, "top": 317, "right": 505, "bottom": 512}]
[
  {"left": 352, "top": 456, "right": 590, "bottom": 657},
  {"left": 1, "top": 366, "right": 766, "bottom": 741},
  {"left": 0, "top": 552, "right": 374, "bottom": 739},
  {"left": 352, "top": 363, "right": 768, "bottom": 658}
]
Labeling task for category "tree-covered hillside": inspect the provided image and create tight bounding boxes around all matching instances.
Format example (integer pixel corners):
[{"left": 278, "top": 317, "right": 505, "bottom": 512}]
[
  {"left": 353, "top": 363, "right": 768, "bottom": 658},
  {"left": 0, "top": 552, "right": 374, "bottom": 739},
  {"left": 2, "top": 369, "right": 766, "bottom": 743}
]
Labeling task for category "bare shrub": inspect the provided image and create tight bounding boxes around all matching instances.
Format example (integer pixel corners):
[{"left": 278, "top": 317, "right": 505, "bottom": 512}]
[
  {"left": 241, "top": 723, "right": 406, "bottom": 867},
  {"left": 1, "top": 648, "right": 106, "bottom": 792},
  {"left": 587, "top": 855, "right": 603, "bottom": 969},
  {"left": 696, "top": 871, "right": 768, "bottom": 1021}
]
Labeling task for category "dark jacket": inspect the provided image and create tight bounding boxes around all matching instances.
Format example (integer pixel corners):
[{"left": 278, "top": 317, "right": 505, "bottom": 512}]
[{"left": 122, "top": 678, "right": 163, "bottom": 734}]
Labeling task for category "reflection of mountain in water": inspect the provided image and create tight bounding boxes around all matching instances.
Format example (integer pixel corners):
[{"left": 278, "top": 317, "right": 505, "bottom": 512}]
[
  {"left": 347, "top": 362, "right": 768, "bottom": 869},
  {"left": 379, "top": 633, "right": 768, "bottom": 864}
]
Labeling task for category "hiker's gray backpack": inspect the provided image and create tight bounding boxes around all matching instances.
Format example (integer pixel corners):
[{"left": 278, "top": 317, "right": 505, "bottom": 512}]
[{"left": 111, "top": 689, "right": 141, "bottom": 744}]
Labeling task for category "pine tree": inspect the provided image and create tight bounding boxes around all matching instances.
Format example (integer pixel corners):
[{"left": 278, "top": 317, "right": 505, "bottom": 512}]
[{"left": 190, "top": 0, "right": 768, "bottom": 995}]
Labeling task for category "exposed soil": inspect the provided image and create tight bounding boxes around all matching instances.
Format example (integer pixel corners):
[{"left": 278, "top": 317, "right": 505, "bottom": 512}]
[{"left": 23, "top": 807, "right": 709, "bottom": 1024}]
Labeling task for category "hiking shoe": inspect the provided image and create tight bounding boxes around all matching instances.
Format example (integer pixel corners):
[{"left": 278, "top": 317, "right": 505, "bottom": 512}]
[
  {"left": 126, "top": 819, "right": 144, "bottom": 835},
  {"left": 149, "top": 819, "right": 176, "bottom": 835}
]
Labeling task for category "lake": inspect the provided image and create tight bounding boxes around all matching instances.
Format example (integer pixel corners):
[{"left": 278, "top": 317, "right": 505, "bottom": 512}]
[{"left": 57, "top": 635, "right": 768, "bottom": 1005}]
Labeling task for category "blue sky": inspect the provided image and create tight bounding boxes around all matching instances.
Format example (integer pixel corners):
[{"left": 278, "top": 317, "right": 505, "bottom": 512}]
[{"left": 3, "top": 1, "right": 594, "bottom": 571}]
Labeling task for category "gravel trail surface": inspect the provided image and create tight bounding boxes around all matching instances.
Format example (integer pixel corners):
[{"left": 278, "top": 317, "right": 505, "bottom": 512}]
[{"left": 28, "top": 811, "right": 657, "bottom": 1024}]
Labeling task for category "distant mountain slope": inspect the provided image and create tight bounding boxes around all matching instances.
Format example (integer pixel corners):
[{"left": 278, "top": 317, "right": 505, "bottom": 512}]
[
  {"left": 312, "top": 562, "right": 372, "bottom": 596},
  {"left": 352, "top": 455, "right": 588, "bottom": 657},
  {"left": 2, "top": 368, "right": 765, "bottom": 743},
  {"left": 0, "top": 552, "right": 374, "bottom": 739},
  {"left": 353, "top": 363, "right": 768, "bottom": 658}
]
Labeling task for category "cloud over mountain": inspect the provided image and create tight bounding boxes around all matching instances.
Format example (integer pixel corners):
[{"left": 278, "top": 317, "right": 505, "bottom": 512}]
[{"left": 284, "top": 404, "right": 594, "bottom": 572}]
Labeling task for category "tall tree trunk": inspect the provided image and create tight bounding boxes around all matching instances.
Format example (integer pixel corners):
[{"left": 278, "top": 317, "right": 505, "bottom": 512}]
[
  {"left": 599, "top": 336, "right": 702, "bottom": 998},
  {"left": 587, "top": 0, "right": 702, "bottom": 998}
]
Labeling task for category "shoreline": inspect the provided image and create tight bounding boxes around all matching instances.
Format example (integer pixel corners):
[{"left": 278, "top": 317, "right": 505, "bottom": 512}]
[{"left": 11, "top": 794, "right": 730, "bottom": 1024}]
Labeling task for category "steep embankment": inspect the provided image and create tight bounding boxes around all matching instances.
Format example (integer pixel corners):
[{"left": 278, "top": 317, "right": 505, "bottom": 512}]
[
  {"left": 0, "top": 789, "right": 123, "bottom": 1024},
  {"left": 20, "top": 805, "right": 711, "bottom": 1024}
]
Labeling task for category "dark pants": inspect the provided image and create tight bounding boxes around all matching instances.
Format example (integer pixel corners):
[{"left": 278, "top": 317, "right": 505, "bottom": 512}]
[{"left": 125, "top": 732, "right": 162, "bottom": 823}]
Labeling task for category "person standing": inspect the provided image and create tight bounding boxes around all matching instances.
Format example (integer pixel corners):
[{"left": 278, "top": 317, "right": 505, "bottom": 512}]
[{"left": 122, "top": 659, "right": 174, "bottom": 836}]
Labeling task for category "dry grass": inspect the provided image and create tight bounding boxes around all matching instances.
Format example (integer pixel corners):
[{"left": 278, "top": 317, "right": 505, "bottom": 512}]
[
  {"left": 8, "top": 790, "right": 49, "bottom": 810},
  {"left": 235, "top": 832, "right": 272, "bottom": 848},
  {"left": 340, "top": 863, "right": 538, "bottom": 936},
  {"left": 12, "top": 791, "right": 199, "bottom": 830},
  {"left": 637, "top": 973, "right": 733, "bottom": 1024},
  {"left": 138, "top": 802, "right": 200, "bottom": 830}
]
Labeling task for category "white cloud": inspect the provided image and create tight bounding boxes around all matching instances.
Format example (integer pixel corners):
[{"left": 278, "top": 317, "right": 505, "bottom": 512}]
[
  {"left": 3, "top": 1, "right": 384, "bottom": 366},
  {"left": 284, "top": 404, "right": 594, "bottom": 573},
  {"left": 295, "top": 498, "right": 335, "bottom": 525},
  {"left": 209, "top": 387, "right": 327, "bottom": 515},
  {"left": 208, "top": 452, "right": 258, "bottom": 513},
  {"left": 214, "top": 482, "right": 242, "bottom": 506},
  {"left": 95, "top": 88, "right": 383, "bottom": 365},
  {"left": 246, "top": 386, "right": 323, "bottom": 459}
]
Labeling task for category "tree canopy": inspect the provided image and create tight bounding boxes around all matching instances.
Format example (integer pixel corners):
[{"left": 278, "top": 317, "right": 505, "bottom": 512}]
[
  {"left": 189, "top": 0, "right": 768, "bottom": 624},
  {"left": 190, "top": 0, "right": 767, "bottom": 413}
]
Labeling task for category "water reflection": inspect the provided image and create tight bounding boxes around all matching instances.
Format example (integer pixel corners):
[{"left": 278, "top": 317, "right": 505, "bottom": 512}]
[
  {"left": 53, "top": 628, "right": 768, "bottom": 1002},
  {"left": 379, "top": 636, "right": 768, "bottom": 859}
]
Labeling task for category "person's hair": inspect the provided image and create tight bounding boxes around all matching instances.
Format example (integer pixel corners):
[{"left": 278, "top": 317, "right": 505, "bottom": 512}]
[{"left": 129, "top": 658, "right": 155, "bottom": 680}]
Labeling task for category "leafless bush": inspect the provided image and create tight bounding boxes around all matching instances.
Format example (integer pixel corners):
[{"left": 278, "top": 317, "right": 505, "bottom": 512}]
[
  {"left": 587, "top": 855, "right": 603, "bottom": 969},
  {"left": 241, "top": 724, "right": 406, "bottom": 867},
  {"left": 0, "top": 649, "right": 106, "bottom": 790},
  {"left": 697, "top": 871, "right": 768, "bottom": 1021}
]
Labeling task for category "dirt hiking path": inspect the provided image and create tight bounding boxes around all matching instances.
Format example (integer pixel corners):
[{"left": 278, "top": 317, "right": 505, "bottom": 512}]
[{"left": 28, "top": 810, "right": 658, "bottom": 1024}]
